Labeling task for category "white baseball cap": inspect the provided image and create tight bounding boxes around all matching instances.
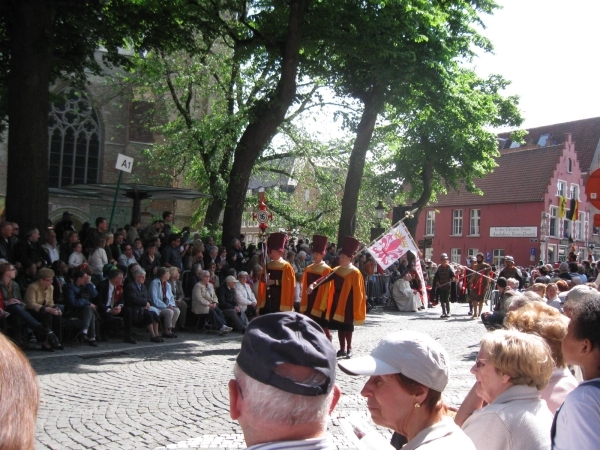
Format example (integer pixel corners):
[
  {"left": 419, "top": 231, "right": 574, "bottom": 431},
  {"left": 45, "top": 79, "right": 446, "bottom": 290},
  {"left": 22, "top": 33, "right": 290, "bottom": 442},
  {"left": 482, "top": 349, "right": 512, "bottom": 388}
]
[{"left": 338, "top": 331, "right": 449, "bottom": 392}]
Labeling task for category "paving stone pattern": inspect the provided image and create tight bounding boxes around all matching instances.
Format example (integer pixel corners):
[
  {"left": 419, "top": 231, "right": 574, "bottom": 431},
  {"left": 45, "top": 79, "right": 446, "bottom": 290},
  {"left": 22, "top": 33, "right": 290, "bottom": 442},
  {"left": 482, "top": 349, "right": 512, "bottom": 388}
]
[{"left": 31, "top": 303, "right": 486, "bottom": 450}]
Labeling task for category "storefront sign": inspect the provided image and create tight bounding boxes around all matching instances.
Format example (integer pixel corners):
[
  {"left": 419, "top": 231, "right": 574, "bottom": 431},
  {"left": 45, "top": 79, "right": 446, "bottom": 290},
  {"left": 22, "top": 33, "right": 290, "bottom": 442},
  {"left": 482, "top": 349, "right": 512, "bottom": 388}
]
[{"left": 489, "top": 226, "right": 537, "bottom": 238}]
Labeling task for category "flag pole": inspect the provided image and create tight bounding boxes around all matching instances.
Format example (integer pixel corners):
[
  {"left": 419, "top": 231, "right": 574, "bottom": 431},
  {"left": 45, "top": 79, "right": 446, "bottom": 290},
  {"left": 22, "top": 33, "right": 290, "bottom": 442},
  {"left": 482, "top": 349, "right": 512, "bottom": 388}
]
[{"left": 360, "top": 208, "right": 420, "bottom": 256}]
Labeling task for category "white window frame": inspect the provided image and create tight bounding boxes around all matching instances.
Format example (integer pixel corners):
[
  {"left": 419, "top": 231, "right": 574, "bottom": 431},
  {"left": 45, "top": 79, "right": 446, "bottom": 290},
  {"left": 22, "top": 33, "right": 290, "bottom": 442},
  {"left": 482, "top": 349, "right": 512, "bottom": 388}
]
[
  {"left": 549, "top": 206, "right": 558, "bottom": 237},
  {"left": 425, "top": 211, "right": 435, "bottom": 236},
  {"left": 467, "top": 248, "right": 479, "bottom": 260},
  {"left": 557, "top": 180, "right": 567, "bottom": 197},
  {"left": 563, "top": 218, "right": 572, "bottom": 238},
  {"left": 493, "top": 249, "right": 505, "bottom": 267},
  {"left": 570, "top": 184, "right": 580, "bottom": 201},
  {"left": 424, "top": 248, "right": 433, "bottom": 261},
  {"left": 576, "top": 212, "right": 587, "bottom": 242},
  {"left": 452, "top": 209, "right": 463, "bottom": 235},
  {"left": 469, "top": 209, "right": 481, "bottom": 236},
  {"left": 450, "top": 248, "right": 462, "bottom": 264}
]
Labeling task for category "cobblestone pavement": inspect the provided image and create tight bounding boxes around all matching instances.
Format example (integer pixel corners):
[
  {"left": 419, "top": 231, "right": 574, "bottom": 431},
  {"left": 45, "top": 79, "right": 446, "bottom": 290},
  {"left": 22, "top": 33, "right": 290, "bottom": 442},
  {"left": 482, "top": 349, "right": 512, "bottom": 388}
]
[{"left": 29, "top": 303, "right": 486, "bottom": 450}]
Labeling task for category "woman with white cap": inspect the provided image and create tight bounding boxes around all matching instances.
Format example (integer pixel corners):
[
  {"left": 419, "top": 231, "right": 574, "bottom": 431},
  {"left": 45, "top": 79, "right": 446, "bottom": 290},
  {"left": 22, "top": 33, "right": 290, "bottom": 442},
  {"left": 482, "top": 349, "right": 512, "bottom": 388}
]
[{"left": 338, "top": 330, "right": 475, "bottom": 450}]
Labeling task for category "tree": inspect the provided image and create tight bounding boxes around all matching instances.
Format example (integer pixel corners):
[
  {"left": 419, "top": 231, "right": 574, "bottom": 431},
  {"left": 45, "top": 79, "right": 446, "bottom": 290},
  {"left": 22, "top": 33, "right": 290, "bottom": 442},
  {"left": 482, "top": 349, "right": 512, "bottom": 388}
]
[
  {"left": 301, "top": 0, "right": 498, "bottom": 244},
  {"left": 379, "top": 66, "right": 523, "bottom": 237},
  {"left": 0, "top": 0, "right": 209, "bottom": 234}
]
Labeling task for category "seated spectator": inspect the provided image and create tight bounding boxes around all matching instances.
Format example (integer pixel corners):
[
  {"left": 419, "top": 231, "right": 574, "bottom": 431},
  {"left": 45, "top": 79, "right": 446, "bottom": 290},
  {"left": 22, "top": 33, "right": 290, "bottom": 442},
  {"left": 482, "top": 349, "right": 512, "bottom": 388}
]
[
  {"left": 234, "top": 271, "right": 257, "bottom": 320},
  {"left": 0, "top": 263, "right": 60, "bottom": 351},
  {"left": 207, "top": 262, "right": 220, "bottom": 289},
  {"left": 167, "top": 267, "right": 187, "bottom": 330},
  {"left": 53, "top": 211, "right": 76, "bottom": 243},
  {"left": 191, "top": 270, "right": 231, "bottom": 335},
  {"left": 50, "top": 260, "right": 68, "bottom": 304},
  {"left": 458, "top": 330, "right": 554, "bottom": 450},
  {"left": 42, "top": 230, "right": 60, "bottom": 264},
  {"left": 390, "top": 272, "right": 421, "bottom": 312},
  {"left": 250, "top": 264, "right": 262, "bottom": 299},
  {"left": 184, "top": 264, "right": 202, "bottom": 298},
  {"left": 88, "top": 238, "right": 108, "bottom": 278},
  {"left": 59, "top": 230, "right": 78, "bottom": 264},
  {"left": 132, "top": 238, "right": 144, "bottom": 260},
  {"left": 339, "top": 330, "right": 474, "bottom": 450},
  {"left": 161, "top": 234, "right": 188, "bottom": 270},
  {"left": 103, "top": 232, "right": 115, "bottom": 263},
  {"left": 0, "top": 221, "right": 15, "bottom": 264},
  {"left": 63, "top": 270, "right": 99, "bottom": 346},
  {"left": 94, "top": 269, "right": 137, "bottom": 344},
  {"left": 24, "top": 267, "right": 64, "bottom": 350},
  {"left": 553, "top": 292, "right": 600, "bottom": 449},
  {"left": 16, "top": 263, "right": 38, "bottom": 297},
  {"left": 117, "top": 243, "right": 137, "bottom": 269},
  {"left": 82, "top": 217, "right": 108, "bottom": 256},
  {"left": 148, "top": 267, "right": 180, "bottom": 338},
  {"left": 141, "top": 219, "right": 164, "bottom": 243},
  {"left": 127, "top": 220, "right": 141, "bottom": 246},
  {"left": 67, "top": 241, "right": 86, "bottom": 267},
  {"left": 481, "top": 277, "right": 516, "bottom": 330},
  {"left": 138, "top": 243, "right": 161, "bottom": 284},
  {"left": 217, "top": 275, "right": 248, "bottom": 332},
  {"left": 183, "top": 245, "right": 204, "bottom": 272},
  {"left": 15, "top": 228, "right": 50, "bottom": 269},
  {"left": 0, "top": 331, "right": 40, "bottom": 449},
  {"left": 505, "top": 302, "right": 577, "bottom": 414},
  {"left": 122, "top": 268, "right": 163, "bottom": 343}
]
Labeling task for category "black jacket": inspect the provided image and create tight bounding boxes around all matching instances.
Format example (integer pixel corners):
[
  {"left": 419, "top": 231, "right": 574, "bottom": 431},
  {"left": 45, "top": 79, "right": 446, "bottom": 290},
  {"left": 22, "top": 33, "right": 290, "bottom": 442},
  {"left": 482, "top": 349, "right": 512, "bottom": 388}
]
[
  {"left": 95, "top": 278, "right": 125, "bottom": 313},
  {"left": 217, "top": 284, "right": 236, "bottom": 310},
  {"left": 123, "top": 281, "right": 150, "bottom": 308}
]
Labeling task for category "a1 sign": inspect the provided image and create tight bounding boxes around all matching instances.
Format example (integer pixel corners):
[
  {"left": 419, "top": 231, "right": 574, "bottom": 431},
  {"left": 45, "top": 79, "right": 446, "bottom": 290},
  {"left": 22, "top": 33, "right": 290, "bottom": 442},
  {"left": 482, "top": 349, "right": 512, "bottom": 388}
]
[{"left": 115, "top": 154, "right": 134, "bottom": 173}]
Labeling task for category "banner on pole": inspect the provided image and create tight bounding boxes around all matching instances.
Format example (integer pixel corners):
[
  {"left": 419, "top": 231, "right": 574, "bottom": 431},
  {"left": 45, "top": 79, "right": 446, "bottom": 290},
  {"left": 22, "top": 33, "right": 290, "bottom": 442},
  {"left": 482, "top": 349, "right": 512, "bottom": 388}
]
[{"left": 366, "top": 222, "right": 426, "bottom": 305}]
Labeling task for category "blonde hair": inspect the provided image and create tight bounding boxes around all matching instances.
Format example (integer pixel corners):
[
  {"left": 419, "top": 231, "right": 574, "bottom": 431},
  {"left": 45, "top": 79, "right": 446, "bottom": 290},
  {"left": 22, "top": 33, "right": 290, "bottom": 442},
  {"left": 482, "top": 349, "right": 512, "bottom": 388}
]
[
  {"left": 0, "top": 333, "right": 39, "bottom": 450},
  {"left": 531, "top": 283, "right": 547, "bottom": 297},
  {"left": 480, "top": 329, "right": 554, "bottom": 390},
  {"left": 505, "top": 302, "right": 569, "bottom": 367}
]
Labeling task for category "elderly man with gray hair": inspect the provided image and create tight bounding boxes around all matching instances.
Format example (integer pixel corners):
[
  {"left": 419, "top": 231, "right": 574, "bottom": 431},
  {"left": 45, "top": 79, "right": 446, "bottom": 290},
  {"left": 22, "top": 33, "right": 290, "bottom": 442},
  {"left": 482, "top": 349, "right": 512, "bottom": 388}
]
[
  {"left": 563, "top": 284, "right": 598, "bottom": 317},
  {"left": 229, "top": 312, "right": 341, "bottom": 449},
  {"left": 217, "top": 275, "right": 249, "bottom": 332}
]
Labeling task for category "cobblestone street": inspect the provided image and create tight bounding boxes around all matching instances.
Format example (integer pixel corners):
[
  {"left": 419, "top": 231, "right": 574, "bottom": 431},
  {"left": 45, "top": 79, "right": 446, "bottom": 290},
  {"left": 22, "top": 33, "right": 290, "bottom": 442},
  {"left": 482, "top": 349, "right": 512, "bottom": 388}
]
[{"left": 30, "top": 303, "right": 486, "bottom": 450}]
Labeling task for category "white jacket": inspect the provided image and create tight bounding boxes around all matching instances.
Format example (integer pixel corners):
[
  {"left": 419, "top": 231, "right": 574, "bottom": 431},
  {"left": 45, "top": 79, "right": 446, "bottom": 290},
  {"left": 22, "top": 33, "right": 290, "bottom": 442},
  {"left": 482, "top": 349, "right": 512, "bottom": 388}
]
[{"left": 234, "top": 280, "right": 256, "bottom": 311}]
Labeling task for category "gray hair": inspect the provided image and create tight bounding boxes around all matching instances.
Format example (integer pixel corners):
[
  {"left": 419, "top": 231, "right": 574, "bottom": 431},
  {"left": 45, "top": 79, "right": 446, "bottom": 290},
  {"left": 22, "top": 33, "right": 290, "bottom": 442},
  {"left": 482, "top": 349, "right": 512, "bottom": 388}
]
[
  {"left": 238, "top": 271, "right": 249, "bottom": 278},
  {"left": 201, "top": 270, "right": 210, "bottom": 278},
  {"left": 298, "top": 251, "right": 306, "bottom": 258},
  {"left": 209, "top": 246, "right": 219, "bottom": 253},
  {"left": 233, "top": 364, "right": 333, "bottom": 427},
  {"left": 193, "top": 263, "right": 203, "bottom": 273},
  {"left": 506, "top": 278, "right": 519, "bottom": 289},
  {"left": 134, "top": 268, "right": 146, "bottom": 277},
  {"left": 508, "top": 291, "right": 544, "bottom": 311}
]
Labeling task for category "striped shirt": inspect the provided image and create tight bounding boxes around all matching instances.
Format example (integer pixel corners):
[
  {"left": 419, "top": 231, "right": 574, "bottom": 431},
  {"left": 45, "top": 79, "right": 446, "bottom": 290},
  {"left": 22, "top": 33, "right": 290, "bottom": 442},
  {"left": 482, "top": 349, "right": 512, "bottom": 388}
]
[{"left": 246, "top": 437, "right": 336, "bottom": 450}]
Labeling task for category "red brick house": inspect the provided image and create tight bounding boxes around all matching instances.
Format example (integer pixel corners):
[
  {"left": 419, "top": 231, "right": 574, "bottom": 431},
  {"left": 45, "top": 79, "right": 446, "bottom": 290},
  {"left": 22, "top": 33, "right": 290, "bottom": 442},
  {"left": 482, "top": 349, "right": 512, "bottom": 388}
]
[{"left": 416, "top": 133, "right": 590, "bottom": 267}]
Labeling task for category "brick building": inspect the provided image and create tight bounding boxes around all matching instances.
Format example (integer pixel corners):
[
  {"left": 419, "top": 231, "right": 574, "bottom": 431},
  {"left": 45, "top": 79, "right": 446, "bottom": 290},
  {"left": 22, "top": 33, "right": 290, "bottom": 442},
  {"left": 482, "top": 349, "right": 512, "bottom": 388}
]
[{"left": 416, "top": 128, "right": 596, "bottom": 267}]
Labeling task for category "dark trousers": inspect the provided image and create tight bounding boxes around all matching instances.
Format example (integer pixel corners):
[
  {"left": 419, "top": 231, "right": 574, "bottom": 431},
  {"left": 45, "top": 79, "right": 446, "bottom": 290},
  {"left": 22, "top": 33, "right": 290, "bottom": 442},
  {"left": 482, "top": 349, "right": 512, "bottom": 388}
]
[
  {"left": 68, "top": 306, "right": 96, "bottom": 339},
  {"left": 222, "top": 309, "right": 247, "bottom": 331},
  {"left": 439, "top": 289, "right": 450, "bottom": 314},
  {"left": 5, "top": 303, "right": 40, "bottom": 329},
  {"left": 208, "top": 307, "right": 227, "bottom": 329},
  {"left": 100, "top": 307, "right": 133, "bottom": 338},
  {"left": 30, "top": 307, "right": 62, "bottom": 339},
  {"left": 481, "top": 312, "right": 505, "bottom": 330}
]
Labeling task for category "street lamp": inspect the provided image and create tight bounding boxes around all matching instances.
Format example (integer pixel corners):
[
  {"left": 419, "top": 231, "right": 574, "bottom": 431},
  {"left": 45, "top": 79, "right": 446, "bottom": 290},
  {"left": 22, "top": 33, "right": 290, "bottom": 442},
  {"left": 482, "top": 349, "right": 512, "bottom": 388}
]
[
  {"left": 375, "top": 201, "right": 385, "bottom": 227},
  {"left": 371, "top": 201, "right": 386, "bottom": 242}
]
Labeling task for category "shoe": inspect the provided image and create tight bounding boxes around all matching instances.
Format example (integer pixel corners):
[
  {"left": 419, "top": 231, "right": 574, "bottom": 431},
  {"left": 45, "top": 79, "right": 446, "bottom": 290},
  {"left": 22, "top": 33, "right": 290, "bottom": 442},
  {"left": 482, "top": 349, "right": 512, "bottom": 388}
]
[
  {"left": 123, "top": 337, "right": 138, "bottom": 344},
  {"left": 170, "top": 333, "right": 178, "bottom": 338},
  {"left": 47, "top": 332, "right": 62, "bottom": 349},
  {"left": 336, "top": 350, "right": 347, "bottom": 358},
  {"left": 162, "top": 333, "right": 175, "bottom": 338},
  {"left": 468, "top": 311, "right": 473, "bottom": 316},
  {"left": 346, "top": 349, "right": 353, "bottom": 358},
  {"left": 150, "top": 336, "right": 162, "bottom": 343},
  {"left": 88, "top": 340, "right": 98, "bottom": 347},
  {"left": 440, "top": 314, "right": 447, "bottom": 318},
  {"left": 41, "top": 344, "right": 54, "bottom": 352},
  {"left": 219, "top": 328, "right": 230, "bottom": 335},
  {"left": 227, "top": 327, "right": 233, "bottom": 332},
  {"left": 447, "top": 313, "right": 451, "bottom": 317}
]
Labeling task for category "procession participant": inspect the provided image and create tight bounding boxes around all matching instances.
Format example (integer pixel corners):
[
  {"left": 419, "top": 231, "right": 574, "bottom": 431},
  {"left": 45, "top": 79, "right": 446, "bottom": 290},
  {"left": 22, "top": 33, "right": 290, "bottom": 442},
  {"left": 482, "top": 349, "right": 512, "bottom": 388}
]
[
  {"left": 301, "top": 235, "right": 333, "bottom": 340},
  {"left": 324, "top": 236, "right": 366, "bottom": 359},
  {"left": 433, "top": 253, "right": 455, "bottom": 318},
  {"left": 498, "top": 256, "right": 523, "bottom": 289},
  {"left": 257, "top": 232, "right": 296, "bottom": 315},
  {"left": 468, "top": 252, "right": 492, "bottom": 319},
  {"left": 390, "top": 271, "right": 421, "bottom": 312}
]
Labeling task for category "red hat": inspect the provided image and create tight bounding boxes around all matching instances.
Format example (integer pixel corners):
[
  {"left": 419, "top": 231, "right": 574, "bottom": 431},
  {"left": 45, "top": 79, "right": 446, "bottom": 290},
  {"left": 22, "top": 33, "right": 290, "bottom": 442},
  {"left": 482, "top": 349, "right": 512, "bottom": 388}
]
[
  {"left": 340, "top": 236, "right": 360, "bottom": 258},
  {"left": 267, "top": 232, "right": 287, "bottom": 253},
  {"left": 312, "top": 235, "right": 329, "bottom": 254}
]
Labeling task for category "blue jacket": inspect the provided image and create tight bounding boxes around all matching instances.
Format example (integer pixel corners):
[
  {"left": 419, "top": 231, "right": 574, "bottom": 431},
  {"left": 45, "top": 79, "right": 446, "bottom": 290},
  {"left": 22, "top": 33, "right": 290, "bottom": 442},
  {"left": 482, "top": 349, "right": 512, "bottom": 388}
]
[
  {"left": 149, "top": 278, "right": 175, "bottom": 310},
  {"left": 64, "top": 282, "right": 98, "bottom": 308}
]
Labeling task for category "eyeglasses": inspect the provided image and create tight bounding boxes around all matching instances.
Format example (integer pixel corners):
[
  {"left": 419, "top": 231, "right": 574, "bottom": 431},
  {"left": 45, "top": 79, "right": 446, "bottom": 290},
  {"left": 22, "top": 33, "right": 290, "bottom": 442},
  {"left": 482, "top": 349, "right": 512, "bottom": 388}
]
[{"left": 475, "top": 358, "right": 487, "bottom": 368}]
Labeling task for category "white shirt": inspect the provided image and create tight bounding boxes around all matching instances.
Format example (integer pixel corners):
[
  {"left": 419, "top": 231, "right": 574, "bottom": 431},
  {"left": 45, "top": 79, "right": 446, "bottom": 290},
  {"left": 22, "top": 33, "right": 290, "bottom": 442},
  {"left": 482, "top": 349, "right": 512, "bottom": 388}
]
[
  {"left": 404, "top": 417, "right": 475, "bottom": 450},
  {"left": 68, "top": 252, "right": 85, "bottom": 266},
  {"left": 553, "top": 377, "right": 600, "bottom": 450},
  {"left": 246, "top": 437, "right": 336, "bottom": 450},
  {"left": 42, "top": 243, "right": 60, "bottom": 263}
]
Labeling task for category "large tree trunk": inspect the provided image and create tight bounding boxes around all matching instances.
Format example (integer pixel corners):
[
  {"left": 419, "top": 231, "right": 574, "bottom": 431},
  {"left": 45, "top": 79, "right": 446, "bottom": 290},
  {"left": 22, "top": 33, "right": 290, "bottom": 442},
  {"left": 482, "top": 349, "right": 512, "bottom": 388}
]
[
  {"left": 221, "top": 0, "right": 308, "bottom": 246},
  {"left": 204, "top": 197, "right": 224, "bottom": 229},
  {"left": 6, "top": 0, "right": 54, "bottom": 236},
  {"left": 336, "top": 90, "right": 382, "bottom": 245}
]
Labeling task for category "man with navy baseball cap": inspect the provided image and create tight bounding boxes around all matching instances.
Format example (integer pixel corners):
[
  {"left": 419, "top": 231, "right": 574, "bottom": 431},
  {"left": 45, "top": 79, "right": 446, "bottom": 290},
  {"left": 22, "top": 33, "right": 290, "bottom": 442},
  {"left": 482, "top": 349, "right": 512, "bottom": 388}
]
[{"left": 228, "top": 312, "right": 341, "bottom": 449}]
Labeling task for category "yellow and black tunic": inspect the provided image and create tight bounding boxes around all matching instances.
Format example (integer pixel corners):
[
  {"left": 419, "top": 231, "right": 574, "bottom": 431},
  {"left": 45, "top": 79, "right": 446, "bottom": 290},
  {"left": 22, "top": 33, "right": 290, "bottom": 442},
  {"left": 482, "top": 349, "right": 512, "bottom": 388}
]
[
  {"left": 327, "top": 264, "right": 366, "bottom": 332},
  {"left": 257, "top": 259, "right": 296, "bottom": 314},
  {"left": 300, "top": 261, "right": 332, "bottom": 328}
]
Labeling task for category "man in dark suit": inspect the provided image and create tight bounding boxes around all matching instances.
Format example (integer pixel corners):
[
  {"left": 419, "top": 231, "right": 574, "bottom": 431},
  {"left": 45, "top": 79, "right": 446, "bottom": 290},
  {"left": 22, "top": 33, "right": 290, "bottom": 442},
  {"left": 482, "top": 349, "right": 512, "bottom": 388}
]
[
  {"left": 122, "top": 268, "right": 163, "bottom": 343},
  {"left": 95, "top": 269, "right": 136, "bottom": 344},
  {"left": 0, "top": 221, "right": 15, "bottom": 264},
  {"left": 217, "top": 276, "right": 248, "bottom": 332}
]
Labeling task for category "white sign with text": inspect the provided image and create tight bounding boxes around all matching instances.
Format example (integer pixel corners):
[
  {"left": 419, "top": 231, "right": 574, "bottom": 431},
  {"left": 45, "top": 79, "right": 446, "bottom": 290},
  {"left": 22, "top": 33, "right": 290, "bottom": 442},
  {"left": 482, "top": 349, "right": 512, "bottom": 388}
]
[
  {"left": 115, "top": 153, "right": 134, "bottom": 173},
  {"left": 490, "top": 226, "right": 537, "bottom": 238}
]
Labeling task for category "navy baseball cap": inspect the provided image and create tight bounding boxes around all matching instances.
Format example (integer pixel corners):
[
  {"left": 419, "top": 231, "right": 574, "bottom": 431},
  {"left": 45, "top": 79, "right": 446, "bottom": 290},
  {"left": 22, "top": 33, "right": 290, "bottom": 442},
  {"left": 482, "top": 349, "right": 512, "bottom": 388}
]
[{"left": 236, "top": 312, "right": 336, "bottom": 396}]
